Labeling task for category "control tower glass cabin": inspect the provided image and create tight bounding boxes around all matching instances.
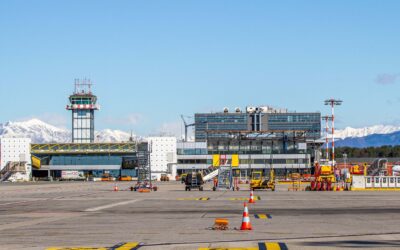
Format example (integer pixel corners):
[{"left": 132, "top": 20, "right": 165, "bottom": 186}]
[{"left": 66, "top": 80, "right": 100, "bottom": 143}]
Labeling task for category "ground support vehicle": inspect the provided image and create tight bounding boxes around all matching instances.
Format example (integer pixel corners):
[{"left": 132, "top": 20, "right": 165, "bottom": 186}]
[
  {"left": 250, "top": 169, "right": 275, "bottom": 191},
  {"left": 185, "top": 172, "right": 204, "bottom": 191},
  {"left": 309, "top": 163, "right": 336, "bottom": 191}
]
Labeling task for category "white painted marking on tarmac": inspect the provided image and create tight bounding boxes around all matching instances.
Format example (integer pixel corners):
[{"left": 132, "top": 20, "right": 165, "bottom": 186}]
[{"left": 84, "top": 199, "right": 139, "bottom": 212}]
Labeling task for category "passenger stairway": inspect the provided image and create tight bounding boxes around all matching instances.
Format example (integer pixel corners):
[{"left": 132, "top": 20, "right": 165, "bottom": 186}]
[
  {"left": 0, "top": 162, "right": 27, "bottom": 182},
  {"left": 217, "top": 166, "right": 232, "bottom": 190},
  {"left": 368, "top": 158, "right": 388, "bottom": 176},
  {"left": 202, "top": 166, "right": 219, "bottom": 182},
  {"left": 0, "top": 171, "right": 13, "bottom": 182}
]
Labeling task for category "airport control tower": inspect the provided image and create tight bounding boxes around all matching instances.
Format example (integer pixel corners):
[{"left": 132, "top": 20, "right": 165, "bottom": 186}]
[{"left": 66, "top": 79, "right": 100, "bottom": 143}]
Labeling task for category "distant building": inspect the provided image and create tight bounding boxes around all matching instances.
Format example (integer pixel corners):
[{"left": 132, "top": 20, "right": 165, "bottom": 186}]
[
  {"left": 30, "top": 142, "right": 140, "bottom": 180},
  {"left": 147, "top": 137, "right": 177, "bottom": 180},
  {"left": 0, "top": 137, "right": 31, "bottom": 171},
  {"left": 176, "top": 106, "right": 323, "bottom": 177},
  {"left": 195, "top": 106, "right": 321, "bottom": 141},
  {"left": 30, "top": 80, "right": 141, "bottom": 180}
]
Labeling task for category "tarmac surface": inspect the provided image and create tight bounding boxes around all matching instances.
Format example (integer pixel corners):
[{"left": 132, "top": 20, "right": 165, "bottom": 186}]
[{"left": 0, "top": 181, "right": 400, "bottom": 249}]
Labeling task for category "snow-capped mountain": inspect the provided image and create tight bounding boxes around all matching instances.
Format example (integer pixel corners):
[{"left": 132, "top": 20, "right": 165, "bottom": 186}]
[
  {"left": 0, "top": 119, "right": 133, "bottom": 143},
  {"left": 322, "top": 125, "right": 400, "bottom": 147},
  {"left": 334, "top": 125, "right": 400, "bottom": 140},
  {"left": 335, "top": 131, "right": 400, "bottom": 148}
]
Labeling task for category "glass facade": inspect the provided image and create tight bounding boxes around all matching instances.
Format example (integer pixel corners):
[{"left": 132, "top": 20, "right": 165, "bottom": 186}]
[
  {"left": 177, "top": 148, "right": 207, "bottom": 155},
  {"left": 194, "top": 111, "right": 321, "bottom": 141},
  {"left": 195, "top": 113, "right": 248, "bottom": 141},
  {"left": 42, "top": 154, "right": 125, "bottom": 166},
  {"left": 267, "top": 113, "right": 321, "bottom": 138},
  {"left": 206, "top": 139, "right": 307, "bottom": 155},
  {"left": 69, "top": 94, "right": 98, "bottom": 143},
  {"left": 32, "top": 153, "right": 138, "bottom": 179},
  {"left": 72, "top": 109, "right": 94, "bottom": 143}
]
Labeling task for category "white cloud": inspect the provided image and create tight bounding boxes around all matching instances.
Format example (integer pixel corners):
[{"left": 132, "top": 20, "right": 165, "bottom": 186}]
[{"left": 375, "top": 73, "right": 399, "bottom": 85}]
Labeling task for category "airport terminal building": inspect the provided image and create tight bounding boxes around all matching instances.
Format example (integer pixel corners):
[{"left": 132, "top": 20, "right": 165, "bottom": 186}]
[
  {"left": 177, "top": 106, "right": 323, "bottom": 178},
  {"left": 31, "top": 142, "right": 141, "bottom": 180},
  {"left": 30, "top": 81, "right": 144, "bottom": 180}
]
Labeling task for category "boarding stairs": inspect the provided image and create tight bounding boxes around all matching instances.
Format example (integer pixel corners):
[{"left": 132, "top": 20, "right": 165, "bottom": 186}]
[
  {"left": 368, "top": 158, "right": 388, "bottom": 176},
  {"left": 0, "top": 162, "right": 27, "bottom": 182},
  {"left": 217, "top": 166, "right": 232, "bottom": 190},
  {"left": 202, "top": 166, "right": 219, "bottom": 182},
  {"left": 137, "top": 151, "right": 150, "bottom": 182}
]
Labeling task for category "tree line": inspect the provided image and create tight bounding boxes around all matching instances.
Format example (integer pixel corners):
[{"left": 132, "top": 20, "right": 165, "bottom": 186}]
[{"left": 334, "top": 146, "right": 400, "bottom": 158}]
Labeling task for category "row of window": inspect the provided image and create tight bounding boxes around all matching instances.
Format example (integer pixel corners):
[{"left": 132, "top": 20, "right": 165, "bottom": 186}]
[
  {"left": 70, "top": 97, "right": 96, "bottom": 105},
  {"left": 178, "top": 168, "right": 311, "bottom": 176},
  {"left": 46, "top": 155, "right": 125, "bottom": 165},
  {"left": 268, "top": 114, "right": 320, "bottom": 123},
  {"left": 178, "top": 158, "right": 308, "bottom": 164}
]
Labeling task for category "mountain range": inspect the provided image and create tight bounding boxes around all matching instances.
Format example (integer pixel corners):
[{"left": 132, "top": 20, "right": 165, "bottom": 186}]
[
  {"left": 1, "top": 119, "right": 400, "bottom": 147},
  {"left": 0, "top": 119, "right": 133, "bottom": 143}
]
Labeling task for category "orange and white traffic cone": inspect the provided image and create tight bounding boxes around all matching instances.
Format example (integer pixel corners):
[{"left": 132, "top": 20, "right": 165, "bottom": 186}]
[
  {"left": 240, "top": 202, "right": 252, "bottom": 230},
  {"left": 113, "top": 183, "right": 119, "bottom": 192},
  {"left": 248, "top": 190, "right": 256, "bottom": 204}
]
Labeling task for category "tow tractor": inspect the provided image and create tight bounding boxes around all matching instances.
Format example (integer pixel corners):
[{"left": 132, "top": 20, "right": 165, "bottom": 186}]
[{"left": 250, "top": 169, "right": 275, "bottom": 191}]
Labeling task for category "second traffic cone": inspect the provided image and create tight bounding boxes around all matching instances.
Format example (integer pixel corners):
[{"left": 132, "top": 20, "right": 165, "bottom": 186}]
[
  {"left": 113, "top": 183, "right": 119, "bottom": 192},
  {"left": 248, "top": 190, "right": 256, "bottom": 204},
  {"left": 240, "top": 202, "right": 252, "bottom": 230}
]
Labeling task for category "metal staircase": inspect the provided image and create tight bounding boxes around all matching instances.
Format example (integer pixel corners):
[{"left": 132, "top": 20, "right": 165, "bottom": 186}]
[
  {"left": 0, "top": 161, "right": 28, "bottom": 182},
  {"left": 368, "top": 158, "right": 388, "bottom": 176},
  {"left": 217, "top": 166, "right": 232, "bottom": 190},
  {"left": 202, "top": 166, "right": 219, "bottom": 182}
]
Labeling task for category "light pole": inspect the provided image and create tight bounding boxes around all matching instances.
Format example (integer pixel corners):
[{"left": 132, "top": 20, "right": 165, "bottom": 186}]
[{"left": 324, "top": 99, "right": 343, "bottom": 166}]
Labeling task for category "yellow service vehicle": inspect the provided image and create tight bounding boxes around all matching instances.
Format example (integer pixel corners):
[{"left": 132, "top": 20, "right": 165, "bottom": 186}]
[{"left": 250, "top": 169, "right": 275, "bottom": 191}]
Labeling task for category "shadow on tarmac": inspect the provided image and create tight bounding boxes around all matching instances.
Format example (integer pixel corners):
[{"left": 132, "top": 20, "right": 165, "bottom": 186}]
[{"left": 298, "top": 240, "right": 400, "bottom": 248}]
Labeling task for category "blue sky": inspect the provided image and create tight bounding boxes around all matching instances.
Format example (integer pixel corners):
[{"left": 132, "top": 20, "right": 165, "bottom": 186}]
[{"left": 1, "top": 1, "right": 400, "bottom": 136}]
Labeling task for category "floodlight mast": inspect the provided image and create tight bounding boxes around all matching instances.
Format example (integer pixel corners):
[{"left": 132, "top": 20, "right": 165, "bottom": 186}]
[
  {"left": 324, "top": 99, "right": 343, "bottom": 166},
  {"left": 321, "top": 115, "right": 333, "bottom": 161}
]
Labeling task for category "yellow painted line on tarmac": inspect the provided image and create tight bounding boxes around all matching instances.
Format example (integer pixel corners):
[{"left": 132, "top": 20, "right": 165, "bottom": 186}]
[
  {"left": 111, "top": 242, "right": 141, "bottom": 250},
  {"left": 47, "top": 248, "right": 107, "bottom": 250},
  {"left": 228, "top": 196, "right": 261, "bottom": 201},
  {"left": 254, "top": 214, "right": 272, "bottom": 219},
  {"left": 177, "top": 197, "right": 210, "bottom": 201},
  {"left": 198, "top": 242, "right": 287, "bottom": 250},
  {"left": 47, "top": 242, "right": 141, "bottom": 250},
  {"left": 258, "top": 242, "right": 288, "bottom": 250}
]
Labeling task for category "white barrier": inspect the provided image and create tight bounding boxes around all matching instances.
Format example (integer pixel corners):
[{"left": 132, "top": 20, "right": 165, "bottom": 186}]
[{"left": 353, "top": 175, "right": 400, "bottom": 190}]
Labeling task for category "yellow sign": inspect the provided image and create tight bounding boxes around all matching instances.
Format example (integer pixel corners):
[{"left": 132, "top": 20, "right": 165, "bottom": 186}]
[
  {"left": 213, "top": 154, "right": 220, "bottom": 167},
  {"left": 31, "top": 155, "right": 41, "bottom": 169},
  {"left": 231, "top": 154, "right": 239, "bottom": 167}
]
